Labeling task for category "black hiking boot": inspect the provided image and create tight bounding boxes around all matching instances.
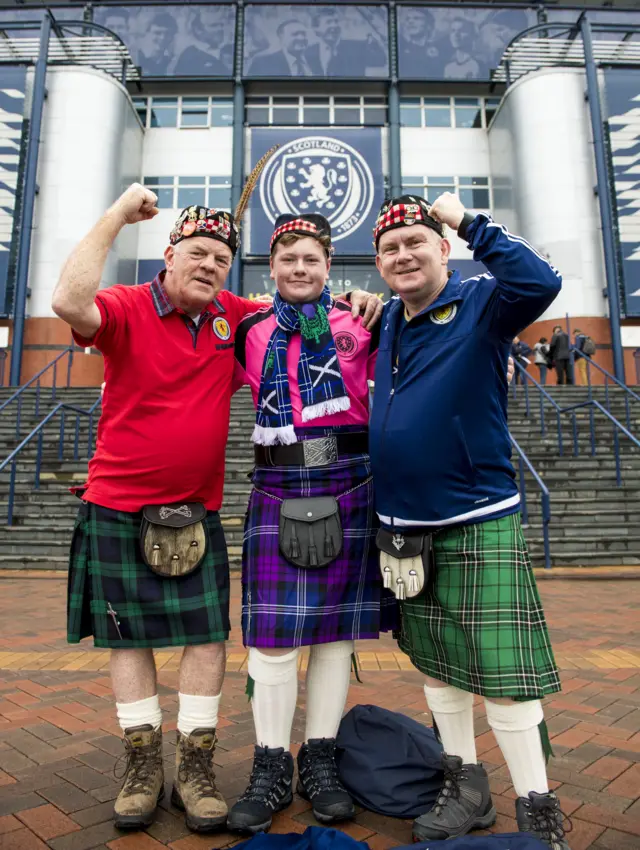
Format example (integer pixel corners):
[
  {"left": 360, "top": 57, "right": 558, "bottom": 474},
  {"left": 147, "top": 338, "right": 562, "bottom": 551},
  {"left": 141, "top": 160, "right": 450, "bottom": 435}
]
[
  {"left": 226, "top": 746, "right": 294, "bottom": 834},
  {"left": 516, "top": 791, "right": 572, "bottom": 850},
  {"left": 297, "top": 737, "right": 355, "bottom": 824}
]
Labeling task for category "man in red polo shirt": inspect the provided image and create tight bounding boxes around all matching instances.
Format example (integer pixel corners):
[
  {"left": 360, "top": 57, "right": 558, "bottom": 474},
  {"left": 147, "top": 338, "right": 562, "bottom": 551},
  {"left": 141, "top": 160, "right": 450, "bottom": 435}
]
[{"left": 52, "top": 183, "right": 380, "bottom": 835}]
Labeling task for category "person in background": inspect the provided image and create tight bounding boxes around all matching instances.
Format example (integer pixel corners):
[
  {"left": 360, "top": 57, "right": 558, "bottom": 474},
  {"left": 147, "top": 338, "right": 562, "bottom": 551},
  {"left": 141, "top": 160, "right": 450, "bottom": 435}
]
[
  {"left": 173, "top": 7, "right": 233, "bottom": 76},
  {"left": 444, "top": 17, "right": 480, "bottom": 80},
  {"left": 573, "top": 328, "right": 595, "bottom": 385},
  {"left": 248, "top": 19, "right": 316, "bottom": 76},
  {"left": 137, "top": 12, "right": 177, "bottom": 76},
  {"left": 511, "top": 335, "right": 532, "bottom": 384},
  {"left": 307, "top": 6, "right": 387, "bottom": 76},
  {"left": 533, "top": 336, "right": 551, "bottom": 385},
  {"left": 549, "top": 325, "right": 572, "bottom": 385},
  {"left": 397, "top": 7, "right": 445, "bottom": 78}
]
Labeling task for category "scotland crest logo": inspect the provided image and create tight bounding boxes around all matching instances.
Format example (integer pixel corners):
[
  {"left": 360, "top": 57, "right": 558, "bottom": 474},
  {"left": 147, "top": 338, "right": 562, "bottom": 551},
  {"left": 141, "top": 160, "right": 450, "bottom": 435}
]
[{"left": 259, "top": 136, "right": 375, "bottom": 242}]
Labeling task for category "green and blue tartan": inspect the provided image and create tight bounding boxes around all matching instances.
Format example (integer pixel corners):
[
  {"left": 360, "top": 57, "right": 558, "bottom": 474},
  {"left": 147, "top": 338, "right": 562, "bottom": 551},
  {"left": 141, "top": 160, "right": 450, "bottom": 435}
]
[
  {"left": 67, "top": 502, "right": 230, "bottom": 648},
  {"left": 397, "top": 512, "right": 561, "bottom": 701}
]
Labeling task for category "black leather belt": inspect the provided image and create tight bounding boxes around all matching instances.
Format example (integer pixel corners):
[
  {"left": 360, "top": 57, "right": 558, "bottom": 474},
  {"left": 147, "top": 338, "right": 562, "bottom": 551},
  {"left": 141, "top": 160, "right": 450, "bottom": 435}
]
[{"left": 254, "top": 433, "right": 369, "bottom": 467}]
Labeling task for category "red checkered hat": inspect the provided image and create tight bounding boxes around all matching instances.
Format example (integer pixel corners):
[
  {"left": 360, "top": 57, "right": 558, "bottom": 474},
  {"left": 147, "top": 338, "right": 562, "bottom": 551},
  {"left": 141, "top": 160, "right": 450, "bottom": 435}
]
[
  {"left": 270, "top": 213, "right": 332, "bottom": 253},
  {"left": 373, "top": 195, "right": 443, "bottom": 249}
]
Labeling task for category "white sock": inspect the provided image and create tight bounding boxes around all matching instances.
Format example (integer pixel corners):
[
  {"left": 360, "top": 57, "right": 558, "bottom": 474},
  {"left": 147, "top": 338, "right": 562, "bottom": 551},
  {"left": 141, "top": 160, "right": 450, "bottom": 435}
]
[
  {"left": 305, "top": 640, "right": 354, "bottom": 741},
  {"left": 116, "top": 694, "right": 162, "bottom": 733},
  {"left": 248, "top": 647, "right": 299, "bottom": 751},
  {"left": 424, "top": 683, "right": 477, "bottom": 765},
  {"left": 177, "top": 692, "right": 221, "bottom": 737},
  {"left": 485, "top": 698, "right": 549, "bottom": 797}
]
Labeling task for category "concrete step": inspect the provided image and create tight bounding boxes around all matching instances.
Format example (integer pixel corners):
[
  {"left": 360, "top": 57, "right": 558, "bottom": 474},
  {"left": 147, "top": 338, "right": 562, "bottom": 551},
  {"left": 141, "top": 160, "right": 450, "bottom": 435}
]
[{"left": 527, "top": 535, "right": 640, "bottom": 555}]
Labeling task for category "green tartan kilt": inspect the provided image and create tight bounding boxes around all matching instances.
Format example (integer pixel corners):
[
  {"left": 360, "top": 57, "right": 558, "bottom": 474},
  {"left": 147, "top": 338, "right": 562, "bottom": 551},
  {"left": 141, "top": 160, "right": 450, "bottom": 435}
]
[
  {"left": 67, "top": 501, "right": 230, "bottom": 649},
  {"left": 397, "top": 512, "right": 561, "bottom": 701}
]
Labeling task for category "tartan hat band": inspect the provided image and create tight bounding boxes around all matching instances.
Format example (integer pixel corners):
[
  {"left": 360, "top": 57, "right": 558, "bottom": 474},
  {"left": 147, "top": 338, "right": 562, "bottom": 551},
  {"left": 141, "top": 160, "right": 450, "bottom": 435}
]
[
  {"left": 373, "top": 195, "right": 444, "bottom": 248},
  {"left": 270, "top": 213, "right": 332, "bottom": 252}
]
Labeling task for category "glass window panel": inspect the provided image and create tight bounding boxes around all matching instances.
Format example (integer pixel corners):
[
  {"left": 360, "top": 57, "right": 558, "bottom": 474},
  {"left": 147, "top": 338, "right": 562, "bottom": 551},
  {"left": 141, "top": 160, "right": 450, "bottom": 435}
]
[
  {"left": 423, "top": 97, "right": 449, "bottom": 106},
  {"left": 303, "top": 107, "right": 331, "bottom": 125},
  {"left": 155, "top": 188, "right": 175, "bottom": 209},
  {"left": 427, "top": 183, "right": 454, "bottom": 195},
  {"left": 211, "top": 105, "right": 233, "bottom": 126},
  {"left": 454, "top": 97, "right": 480, "bottom": 106},
  {"left": 246, "top": 106, "right": 270, "bottom": 124},
  {"left": 364, "top": 107, "right": 386, "bottom": 126},
  {"left": 178, "top": 187, "right": 206, "bottom": 208},
  {"left": 210, "top": 176, "right": 231, "bottom": 186},
  {"left": 183, "top": 97, "right": 209, "bottom": 108},
  {"left": 132, "top": 97, "right": 147, "bottom": 107},
  {"left": 246, "top": 96, "right": 269, "bottom": 105},
  {"left": 400, "top": 96, "right": 421, "bottom": 105},
  {"left": 400, "top": 105, "right": 422, "bottom": 127},
  {"left": 486, "top": 97, "right": 501, "bottom": 107},
  {"left": 304, "top": 96, "right": 330, "bottom": 105},
  {"left": 272, "top": 107, "right": 300, "bottom": 125},
  {"left": 454, "top": 106, "right": 482, "bottom": 128},
  {"left": 334, "top": 107, "right": 361, "bottom": 125},
  {"left": 208, "top": 187, "right": 231, "bottom": 209},
  {"left": 334, "top": 96, "right": 360, "bottom": 105},
  {"left": 144, "top": 176, "right": 173, "bottom": 186},
  {"left": 424, "top": 108, "right": 451, "bottom": 128},
  {"left": 150, "top": 107, "right": 178, "bottom": 128},
  {"left": 363, "top": 96, "right": 386, "bottom": 105},
  {"left": 402, "top": 176, "right": 424, "bottom": 187},
  {"left": 459, "top": 177, "right": 489, "bottom": 187},
  {"left": 181, "top": 110, "right": 209, "bottom": 128},
  {"left": 152, "top": 97, "right": 178, "bottom": 106},
  {"left": 273, "top": 96, "right": 299, "bottom": 105},
  {"left": 426, "top": 177, "right": 454, "bottom": 185},
  {"left": 459, "top": 187, "right": 490, "bottom": 209},
  {"left": 178, "top": 176, "right": 206, "bottom": 186},
  {"left": 135, "top": 107, "right": 147, "bottom": 126}
]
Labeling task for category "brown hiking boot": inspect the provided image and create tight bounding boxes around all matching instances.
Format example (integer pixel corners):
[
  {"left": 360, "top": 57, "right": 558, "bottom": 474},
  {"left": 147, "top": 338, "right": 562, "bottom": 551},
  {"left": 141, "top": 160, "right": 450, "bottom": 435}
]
[
  {"left": 172, "top": 728, "right": 227, "bottom": 832},
  {"left": 113, "top": 724, "right": 164, "bottom": 830}
]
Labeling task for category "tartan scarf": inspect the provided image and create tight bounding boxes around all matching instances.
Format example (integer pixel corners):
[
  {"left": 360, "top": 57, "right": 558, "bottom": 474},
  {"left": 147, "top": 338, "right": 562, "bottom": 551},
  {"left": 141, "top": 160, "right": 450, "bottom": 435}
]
[{"left": 252, "top": 286, "right": 350, "bottom": 445}]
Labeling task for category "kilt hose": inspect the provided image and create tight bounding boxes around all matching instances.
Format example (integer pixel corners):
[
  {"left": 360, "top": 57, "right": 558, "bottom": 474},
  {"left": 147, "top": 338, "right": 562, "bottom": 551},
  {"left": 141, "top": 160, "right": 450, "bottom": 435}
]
[
  {"left": 67, "top": 501, "right": 230, "bottom": 648},
  {"left": 397, "top": 512, "right": 561, "bottom": 701},
  {"left": 242, "top": 443, "right": 398, "bottom": 648}
]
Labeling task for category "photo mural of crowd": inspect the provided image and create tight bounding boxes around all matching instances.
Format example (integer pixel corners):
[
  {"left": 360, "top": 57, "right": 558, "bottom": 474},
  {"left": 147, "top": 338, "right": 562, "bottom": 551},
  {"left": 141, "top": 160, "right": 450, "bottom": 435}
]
[{"left": 0, "top": 4, "right": 540, "bottom": 81}]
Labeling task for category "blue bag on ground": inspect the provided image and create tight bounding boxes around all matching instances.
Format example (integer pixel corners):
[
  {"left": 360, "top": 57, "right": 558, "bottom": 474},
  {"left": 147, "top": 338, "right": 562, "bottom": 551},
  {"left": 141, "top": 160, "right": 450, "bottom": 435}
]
[
  {"left": 334, "top": 704, "right": 443, "bottom": 818},
  {"left": 233, "top": 826, "right": 550, "bottom": 850}
]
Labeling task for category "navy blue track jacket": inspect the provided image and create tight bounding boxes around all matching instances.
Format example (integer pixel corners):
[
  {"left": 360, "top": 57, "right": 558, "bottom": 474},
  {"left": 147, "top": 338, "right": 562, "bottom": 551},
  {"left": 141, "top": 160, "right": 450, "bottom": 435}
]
[{"left": 370, "top": 212, "right": 562, "bottom": 528}]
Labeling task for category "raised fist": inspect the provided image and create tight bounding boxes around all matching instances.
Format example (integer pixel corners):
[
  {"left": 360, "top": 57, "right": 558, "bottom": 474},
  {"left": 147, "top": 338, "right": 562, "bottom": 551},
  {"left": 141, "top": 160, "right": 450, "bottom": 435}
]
[
  {"left": 428, "top": 192, "right": 466, "bottom": 231},
  {"left": 110, "top": 183, "right": 159, "bottom": 225}
]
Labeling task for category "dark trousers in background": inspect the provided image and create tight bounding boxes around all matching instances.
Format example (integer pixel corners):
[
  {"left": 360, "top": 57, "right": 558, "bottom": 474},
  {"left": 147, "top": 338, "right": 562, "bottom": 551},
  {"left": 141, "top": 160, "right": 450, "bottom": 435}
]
[{"left": 555, "top": 359, "right": 573, "bottom": 385}]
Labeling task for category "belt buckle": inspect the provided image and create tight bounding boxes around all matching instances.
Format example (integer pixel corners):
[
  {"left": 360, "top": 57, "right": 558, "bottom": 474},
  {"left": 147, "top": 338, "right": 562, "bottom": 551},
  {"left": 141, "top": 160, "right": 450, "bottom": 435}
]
[{"left": 302, "top": 436, "right": 338, "bottom": 467}]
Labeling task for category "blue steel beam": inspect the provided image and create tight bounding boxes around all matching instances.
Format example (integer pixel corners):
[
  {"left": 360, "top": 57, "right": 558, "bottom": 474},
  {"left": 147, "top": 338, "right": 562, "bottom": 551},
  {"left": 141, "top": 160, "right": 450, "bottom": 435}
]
[
  {"left": 10, "top": 13, "right": 51, "bottom": 385},
  {"left": 581, "top": 14, "right": 625, "bottom": 381},
  {"left": 387, "top": 1, "right": 402, "bottom": 198},
  {"left": 229, "top": 0, "right": 245, "bottom": 297}
]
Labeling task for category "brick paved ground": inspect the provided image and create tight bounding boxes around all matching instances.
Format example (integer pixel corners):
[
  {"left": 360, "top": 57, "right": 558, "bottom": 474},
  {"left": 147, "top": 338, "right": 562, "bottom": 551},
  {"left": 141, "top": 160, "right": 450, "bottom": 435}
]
[{"left": 0, "top": 576, "right": 639, "bottom": 850}]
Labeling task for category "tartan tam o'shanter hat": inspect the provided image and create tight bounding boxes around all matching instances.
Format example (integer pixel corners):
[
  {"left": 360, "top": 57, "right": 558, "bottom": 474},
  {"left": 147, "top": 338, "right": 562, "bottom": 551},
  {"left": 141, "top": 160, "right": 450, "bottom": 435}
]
[
  {"left": 270, "top": 213, "right": 332, "bottom": 253},
  {"left": 373, "top": 194, "right": 444, "bottom": 249},
  {"left": 169, "top": 205, "right": 240, "bottom": 255}
]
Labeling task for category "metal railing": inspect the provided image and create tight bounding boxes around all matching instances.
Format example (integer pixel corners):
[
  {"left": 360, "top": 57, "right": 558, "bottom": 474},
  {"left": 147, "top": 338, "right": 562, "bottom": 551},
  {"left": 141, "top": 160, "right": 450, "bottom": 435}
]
[
  {"left": 0, "top": 351, "right": 6, "bottom": 388},
  {"left": 0, "top": 346, "right": 75, "bottom": 439},
  {"left": 0, "top": 397, "right": 101, "bottom": 525},
  {"left": 510, "top": 434, "right": 551, "bottom": 570},
  {"left": 512, "top": 362, "right": 640, "bottom": 481},
  {"left": 574, "top": 349, "right": 640, "bottom": 433}
]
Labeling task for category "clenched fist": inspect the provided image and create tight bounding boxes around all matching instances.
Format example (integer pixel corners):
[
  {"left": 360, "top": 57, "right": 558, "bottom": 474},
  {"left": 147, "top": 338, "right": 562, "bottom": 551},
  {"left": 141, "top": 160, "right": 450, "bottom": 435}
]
[
  {"left": 428, "top": 192, "right": 466, "bottom": 231},
  {"left": 109, "top": 183, "right": 159, "bottom": 226}
]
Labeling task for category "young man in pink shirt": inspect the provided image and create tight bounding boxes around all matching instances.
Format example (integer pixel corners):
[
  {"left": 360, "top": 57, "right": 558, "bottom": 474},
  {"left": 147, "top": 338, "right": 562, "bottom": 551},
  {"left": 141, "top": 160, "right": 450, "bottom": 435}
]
[{"left": 227, "top": 214, "right": 396, "bottom": 834}]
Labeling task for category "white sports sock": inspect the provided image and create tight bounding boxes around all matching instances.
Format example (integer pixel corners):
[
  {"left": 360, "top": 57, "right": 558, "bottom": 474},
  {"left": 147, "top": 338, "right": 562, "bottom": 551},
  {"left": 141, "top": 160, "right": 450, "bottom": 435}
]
[
  {"left": 305, "top": 640, "right": 354, "bottom": 741},
  {"left": 485, "top": 698, "right": 549, "bottom": 797},
  {"left": 116, "top": 694, "right": 162, "bottom": 733},
  {"left": 248, "top": 647, "right": 299, "bottom": 751},
  {"left": 424, "top": 683, "right": 477, "bottom": 765},
  {"left": 177, "top": 692, "right": 221, "bottom": 736}
]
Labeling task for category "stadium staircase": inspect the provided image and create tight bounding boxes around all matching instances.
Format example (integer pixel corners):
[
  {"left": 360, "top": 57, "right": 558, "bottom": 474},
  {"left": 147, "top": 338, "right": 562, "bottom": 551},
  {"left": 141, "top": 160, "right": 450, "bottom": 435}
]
[{"left": 0, "top": 382, "right": 639, "bottom": 571}]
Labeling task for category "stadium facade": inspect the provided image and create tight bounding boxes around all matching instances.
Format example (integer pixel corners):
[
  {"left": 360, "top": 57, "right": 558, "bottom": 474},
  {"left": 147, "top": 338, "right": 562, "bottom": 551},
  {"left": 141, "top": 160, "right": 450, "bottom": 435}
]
[{"left": 0, "top": 0, "right": 640, "bottom": 385}]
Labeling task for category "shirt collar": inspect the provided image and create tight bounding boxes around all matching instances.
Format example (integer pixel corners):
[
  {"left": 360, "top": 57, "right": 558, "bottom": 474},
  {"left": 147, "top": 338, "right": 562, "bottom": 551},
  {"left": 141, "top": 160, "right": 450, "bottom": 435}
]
[
  {"left": 387, "top": 269, "right": 465, "bottom": 325},
  {"left": 149, "top": 270, "right": 226, "bottom": 318}
]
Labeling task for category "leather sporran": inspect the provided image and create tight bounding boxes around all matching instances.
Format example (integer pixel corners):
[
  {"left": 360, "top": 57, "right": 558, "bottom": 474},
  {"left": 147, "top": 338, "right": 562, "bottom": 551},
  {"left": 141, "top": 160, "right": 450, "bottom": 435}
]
[
  {"left": 279, "top": 496, "right": 343, "bottom": 569},
  {"left": 376, "top": 529, "right": 433, "bottom": 600},
  {"left": 140, "top": 502, "right": 207, "bottom": 578}
]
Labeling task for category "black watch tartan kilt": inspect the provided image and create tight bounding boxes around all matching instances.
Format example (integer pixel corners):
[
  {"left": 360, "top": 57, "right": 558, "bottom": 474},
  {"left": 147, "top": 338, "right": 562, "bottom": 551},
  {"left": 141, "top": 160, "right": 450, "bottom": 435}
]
[
  {"left": 396, "top": 512, "right": 561, "bottom": 701},
  {"left": 67, "top": 501, "right": 230, "bottom": 648}
]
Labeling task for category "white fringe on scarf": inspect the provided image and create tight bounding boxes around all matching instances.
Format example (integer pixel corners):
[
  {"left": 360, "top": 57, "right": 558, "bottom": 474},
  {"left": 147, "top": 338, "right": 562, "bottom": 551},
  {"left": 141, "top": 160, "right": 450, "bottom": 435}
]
[
  {"left": 301, "top": 396, "right": 351, "bottom": 422},
  {"left": 252, "top": 424, "right": 297, "bottom": 445}
]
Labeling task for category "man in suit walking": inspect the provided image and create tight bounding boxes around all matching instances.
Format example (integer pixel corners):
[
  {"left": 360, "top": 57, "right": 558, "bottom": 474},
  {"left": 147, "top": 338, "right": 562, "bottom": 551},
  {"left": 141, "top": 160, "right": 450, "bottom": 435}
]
[{"left": 549, "top": 325, "right": 573, "bottom": 385}]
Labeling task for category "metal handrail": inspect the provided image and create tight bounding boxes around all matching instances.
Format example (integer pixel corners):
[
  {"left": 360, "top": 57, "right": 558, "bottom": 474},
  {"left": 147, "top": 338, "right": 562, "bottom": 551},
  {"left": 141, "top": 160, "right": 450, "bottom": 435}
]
[
  {"left": 512, "top": 362, "right": 640, "bottom": 480},
  {"left": 0, "top": 346, "right": 75, "bottom": 438},
  {"left": 0, "top": 396, "right": 101, "bottom": 525},
  {"left": 574, "top": 349, "right": 640, "bottom": 432},
  {"left": 510, "top": 434, "right": 551, "bottom": 570}
]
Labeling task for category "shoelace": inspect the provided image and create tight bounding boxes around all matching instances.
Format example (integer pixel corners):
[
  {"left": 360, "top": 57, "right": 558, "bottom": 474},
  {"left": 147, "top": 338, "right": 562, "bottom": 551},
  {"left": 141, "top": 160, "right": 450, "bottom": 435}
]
[
  {"left": 301, "top": 743, "right": 345, "bottom": 794},
  {"left": 529, "top": 800, "right": 572, "bottom": 844},
  {"left": 114, "top": 741, "right": 162, "bottom": 796},
  {"left": 433, "top": 763, "right": 464, "bottom": 816},
  {"left": 178, "top": 745, "right": 219, "bottom": 798},
  {"left": 240, "top": 754, "right": 288, "bottom": 803}
]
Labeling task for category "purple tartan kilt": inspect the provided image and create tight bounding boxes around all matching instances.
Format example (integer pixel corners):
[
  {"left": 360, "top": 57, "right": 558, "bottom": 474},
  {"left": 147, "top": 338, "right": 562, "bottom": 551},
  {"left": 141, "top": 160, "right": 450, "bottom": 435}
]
[{"left": 242, "top": 451, "right": 398, "bottom": 648}]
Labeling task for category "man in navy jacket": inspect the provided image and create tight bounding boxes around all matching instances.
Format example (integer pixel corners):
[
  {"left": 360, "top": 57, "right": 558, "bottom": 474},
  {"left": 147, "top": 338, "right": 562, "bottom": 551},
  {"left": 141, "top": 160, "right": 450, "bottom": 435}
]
[{"left": 370, "top": 194, "right": 570, "bottom": 850}]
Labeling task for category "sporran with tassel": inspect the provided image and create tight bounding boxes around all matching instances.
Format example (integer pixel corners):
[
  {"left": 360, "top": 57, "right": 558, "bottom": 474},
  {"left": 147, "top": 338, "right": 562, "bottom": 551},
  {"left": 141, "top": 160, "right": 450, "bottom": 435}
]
[{"left": 377, "top": 529, "right": 433, "bottom": 599}]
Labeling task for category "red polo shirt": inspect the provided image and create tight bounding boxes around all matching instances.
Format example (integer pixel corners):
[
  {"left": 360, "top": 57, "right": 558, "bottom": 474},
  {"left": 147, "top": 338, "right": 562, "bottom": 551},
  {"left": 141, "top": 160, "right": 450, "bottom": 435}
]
[{"left": 72, "top": 274, "right": 261, "bottom": 512}]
